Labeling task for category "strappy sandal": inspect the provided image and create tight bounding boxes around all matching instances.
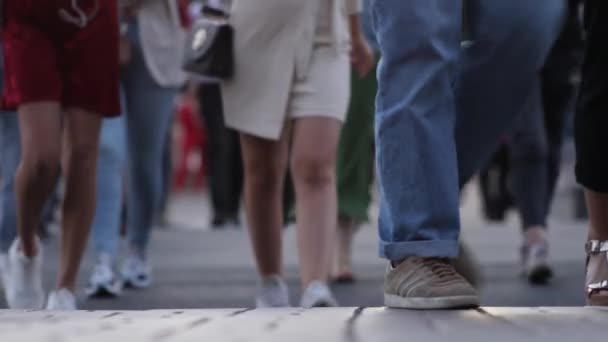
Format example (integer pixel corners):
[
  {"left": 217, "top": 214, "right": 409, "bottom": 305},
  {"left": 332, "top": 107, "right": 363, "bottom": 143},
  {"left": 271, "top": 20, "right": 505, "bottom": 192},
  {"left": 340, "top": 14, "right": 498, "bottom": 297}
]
[{"left": 585, "top": 240, "right": 608, "bottom": 306}]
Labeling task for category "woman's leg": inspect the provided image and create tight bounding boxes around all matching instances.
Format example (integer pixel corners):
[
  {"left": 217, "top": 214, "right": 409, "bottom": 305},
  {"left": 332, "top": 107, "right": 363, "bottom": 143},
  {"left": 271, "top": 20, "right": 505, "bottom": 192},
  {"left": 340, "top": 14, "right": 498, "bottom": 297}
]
[
  {"left": 575, "top": 0, "right": 608, "bottom": 305},
  {"left": 121, "top": 33, "right": 178, "bottom": 258},
  {"left": 91, "top": 117, "right": 127, "bottom": 258},
  {"left": 587, "top": 191, "right": 608, "bottom": 241},
  {"left": 86, "top": 117, "right": 126, "bottom": 297},
  {"left": 7, "top": 102, "right": 62, "bottom": 309},
  {"left": 240, "top": 129, "right": 290, "bottom": 277},
  {"left": 58, "top": 108, "right": 102, "bottom": 291},
  {"left": 509, "top": 86, "right": 553, "bottom": 284},
  {"left": 15, "top": 102, "right": 62, "bottom": 258},
  {"left": 199, "top": 84, "right": 242, "bottom": 226},
  {"left": 290, "top": 117, "right": 341, "bottom": 287},
  {"left": 0, "top": 112, "right": 22, "bottom": 254}
]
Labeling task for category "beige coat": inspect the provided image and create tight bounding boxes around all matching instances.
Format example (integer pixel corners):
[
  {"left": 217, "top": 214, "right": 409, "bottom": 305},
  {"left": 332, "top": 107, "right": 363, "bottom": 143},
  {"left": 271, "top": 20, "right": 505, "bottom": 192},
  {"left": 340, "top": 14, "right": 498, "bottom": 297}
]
[
  {"left": 221, "top": 0, "right": 362, "bottom": 140},
  {"left": 137, "top": 0, "right": 188, "bottom": 87}
]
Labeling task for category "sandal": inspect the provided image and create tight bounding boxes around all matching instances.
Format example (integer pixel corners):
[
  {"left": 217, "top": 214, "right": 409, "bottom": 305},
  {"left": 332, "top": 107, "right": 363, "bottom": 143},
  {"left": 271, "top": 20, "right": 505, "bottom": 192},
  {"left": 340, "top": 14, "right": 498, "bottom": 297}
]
[{"left": 585, "top": 240, "right": 608, "bottom": 306}]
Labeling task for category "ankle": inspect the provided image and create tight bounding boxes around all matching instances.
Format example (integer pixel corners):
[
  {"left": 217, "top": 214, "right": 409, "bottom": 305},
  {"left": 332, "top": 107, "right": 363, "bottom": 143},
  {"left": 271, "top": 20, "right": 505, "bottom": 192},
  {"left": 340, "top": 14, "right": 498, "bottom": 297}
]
[
  {"left": 54, "top": 286, "right": 75, "bottom": 293},
  {"left": 259, "top": 274, "right": 283, "bottom": 285},
  {"left": 302, "top": 278, "right": 328, "bottom": 289},
  {"left": 524, "top": 226, "right": 547, "bottom": 245},
  {"left": 19, "top": 237, "right": 39, "bottom": 258},
  {"left": 128, "top": 245, "right": 146, "bottom": 259}
]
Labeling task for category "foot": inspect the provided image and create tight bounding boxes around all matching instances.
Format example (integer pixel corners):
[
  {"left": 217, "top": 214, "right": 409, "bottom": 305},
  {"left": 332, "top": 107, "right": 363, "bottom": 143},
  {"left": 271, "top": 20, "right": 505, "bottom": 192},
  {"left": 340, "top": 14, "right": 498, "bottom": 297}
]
[
  {"left": 521, "top": 240, "right": 553, "bottom": 285},
  {"left": 121, "top": 251, "right": 152, "bottom": 289},
  {"left": 5, "top": 238, "right": 45, "bottom": 310},
  {"left": 47, "top": 289, "right": 77, "bottom": 310},
  {"left": 255, "top": 275, "right": 290, "bottom": 308},
  {"left": 586, "top": 240, "right": 608, "bottom": 306},
  {"left": 384, "top": 257, "right": 480, "bottom": 310},
  {"left": 300, "top": 281, "right": 338, "bottom": 308},
  {"left": 86, "top": 253, "right": 123, "bottom": 298}
]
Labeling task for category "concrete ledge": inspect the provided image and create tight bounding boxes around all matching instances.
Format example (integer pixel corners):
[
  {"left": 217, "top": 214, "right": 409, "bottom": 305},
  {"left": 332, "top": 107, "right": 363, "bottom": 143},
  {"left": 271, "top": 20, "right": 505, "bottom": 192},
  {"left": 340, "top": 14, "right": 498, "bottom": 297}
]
[{"left": 1, "top": 307, "right": 605, "bottom": 341}]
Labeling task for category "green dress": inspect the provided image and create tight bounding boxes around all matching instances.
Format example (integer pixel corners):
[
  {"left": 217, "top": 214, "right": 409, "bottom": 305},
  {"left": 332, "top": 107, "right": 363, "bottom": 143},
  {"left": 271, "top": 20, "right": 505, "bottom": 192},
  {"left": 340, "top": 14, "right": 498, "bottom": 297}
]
[{"left": 336, "top": 61, "right": 377, "bottom": 223}]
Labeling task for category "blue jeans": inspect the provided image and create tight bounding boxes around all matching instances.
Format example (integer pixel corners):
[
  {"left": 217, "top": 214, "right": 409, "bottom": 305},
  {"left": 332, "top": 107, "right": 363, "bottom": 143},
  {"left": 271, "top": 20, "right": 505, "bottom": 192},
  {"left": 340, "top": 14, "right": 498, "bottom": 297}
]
[
  {"left": 122, "top": 23, "right": 177, "bottom": 254},
  {"left": 372, "top": 0, "right": 566, "bottom": 260},
  {"left": 0, "top": 113, "right": 20, "bottom": 253},
  {"left": 91, "top": 116, "right": 127, "bottom": 256},
  {"left": 90, "top": 23, "right": 176, "bottom": 257}
]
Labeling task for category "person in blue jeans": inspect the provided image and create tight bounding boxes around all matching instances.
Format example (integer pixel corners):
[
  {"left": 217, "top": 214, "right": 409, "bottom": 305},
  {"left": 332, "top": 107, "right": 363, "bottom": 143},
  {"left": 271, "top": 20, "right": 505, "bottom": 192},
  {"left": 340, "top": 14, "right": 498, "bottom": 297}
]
[
  {"left": 86, "top": 1, "right": 186, "bottom": 296},
  {"left": 373, "top": 0, "right": 566, "bottom": 309},
  {"left": 85, "top": 116, "right": 127, "bottom": 297},
  {"left": 0, "top": 45, "right": 21, "bottom": 275}
]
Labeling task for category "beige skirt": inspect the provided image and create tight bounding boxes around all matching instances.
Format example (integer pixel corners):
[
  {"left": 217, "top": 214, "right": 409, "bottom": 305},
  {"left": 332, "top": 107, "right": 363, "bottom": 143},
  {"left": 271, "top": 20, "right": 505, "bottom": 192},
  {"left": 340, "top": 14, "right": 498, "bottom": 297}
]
[{"left": 221, "top": 0, "right": 350, "bottom": 140}]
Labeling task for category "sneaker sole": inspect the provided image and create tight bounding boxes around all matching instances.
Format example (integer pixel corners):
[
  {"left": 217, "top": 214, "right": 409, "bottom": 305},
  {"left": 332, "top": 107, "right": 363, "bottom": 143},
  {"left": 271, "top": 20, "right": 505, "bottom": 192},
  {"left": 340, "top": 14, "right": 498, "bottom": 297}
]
[
  {"left": 384, "top": 294, "right": 480, "bottom": 310},
  {"left": 123, "top": 278, "right": 151, "bottom": 290},
  {"left": 86, "top": 284, "right": 122, "bottom": 298}
]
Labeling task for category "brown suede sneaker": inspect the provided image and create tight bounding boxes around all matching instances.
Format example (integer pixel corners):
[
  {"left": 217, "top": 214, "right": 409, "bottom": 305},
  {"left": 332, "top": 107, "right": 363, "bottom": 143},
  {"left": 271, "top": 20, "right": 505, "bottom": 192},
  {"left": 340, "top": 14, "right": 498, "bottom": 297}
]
[{"left": 384, "top": 257, "right": 480, "bottom": 310}]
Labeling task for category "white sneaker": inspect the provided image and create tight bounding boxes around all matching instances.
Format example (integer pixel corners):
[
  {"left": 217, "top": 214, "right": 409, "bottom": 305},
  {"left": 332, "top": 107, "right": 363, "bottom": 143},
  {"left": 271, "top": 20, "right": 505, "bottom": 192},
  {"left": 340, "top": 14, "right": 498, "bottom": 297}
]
[
  {"left": 6, "top": 238, "right": 45, "bottom": 310},
  {"left": 47, "top": 289, "right": 77, "bottom": 310},
  {"left": 85, "top": 253, "right": 123, "bottom": 297},
  {"left": 121, "top": 252, "right": 151, "bottom": 289},
  {"left": 256, "top": 275, "right": 290, "bottom": 308},
  {"left": 300, "top": 281, "right": 338, "bottom": 308}
]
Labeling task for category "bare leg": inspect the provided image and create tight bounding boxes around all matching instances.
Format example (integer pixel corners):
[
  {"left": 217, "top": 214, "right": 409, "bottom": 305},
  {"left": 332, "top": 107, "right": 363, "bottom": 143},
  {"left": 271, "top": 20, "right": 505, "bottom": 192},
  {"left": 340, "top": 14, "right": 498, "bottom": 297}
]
[
  {"left": 58, "top": 108, "right": 102, "bottom": 291},
  {"left": 15, "top": 102, "right": 62, "bottom": 257},
  {"left": 331, "top": 217, "right": 358, "bottom": 281},
  {"left": 585, "top": 190, "right": 608, "bottom": 304},
  {"left": 290, "top": 117, "right": 341, "bottom": 287},
  {"left": 586, "top": 190, "right": 608, "bottom": 241},
  {"left": 240, "top": 128, "right": 290, "bottom": 277}
]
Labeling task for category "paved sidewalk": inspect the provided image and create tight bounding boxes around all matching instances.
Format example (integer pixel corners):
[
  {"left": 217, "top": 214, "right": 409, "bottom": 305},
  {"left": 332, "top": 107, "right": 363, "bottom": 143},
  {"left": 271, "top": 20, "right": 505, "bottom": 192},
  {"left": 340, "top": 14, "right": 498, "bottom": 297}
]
[
  {"left": 0, "top": 169, "right": 590, "bottom": 309},
  {"left": 1, "top": 307, "right": 606, "bottom": 341}
]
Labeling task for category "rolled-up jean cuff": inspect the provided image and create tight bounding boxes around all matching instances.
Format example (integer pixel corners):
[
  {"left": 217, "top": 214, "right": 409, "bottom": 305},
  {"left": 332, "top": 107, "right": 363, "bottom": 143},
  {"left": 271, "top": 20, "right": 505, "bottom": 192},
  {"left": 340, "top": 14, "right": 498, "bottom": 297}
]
[{"left": 379, "top": 239, "right": 460, "bottom": 260}]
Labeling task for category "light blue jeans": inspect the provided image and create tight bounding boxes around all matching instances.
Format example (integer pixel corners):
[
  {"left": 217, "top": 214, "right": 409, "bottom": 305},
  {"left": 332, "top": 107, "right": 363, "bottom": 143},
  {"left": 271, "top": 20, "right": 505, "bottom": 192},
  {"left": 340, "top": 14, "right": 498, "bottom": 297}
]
[
  {"left": 91, "top": 22, "right": 177, "bottom": 257},
  {"left": 122, "top": 22, "right": 177, "bottom": 254},
  {"left": 91, "top": 116, "right": 127, "bottom": 256},
  {"left": 0, "top": 113, "right": 20, "bottom": 253},
  {"left": 372, "top": 0, "right": 566, "bottom": 260}
]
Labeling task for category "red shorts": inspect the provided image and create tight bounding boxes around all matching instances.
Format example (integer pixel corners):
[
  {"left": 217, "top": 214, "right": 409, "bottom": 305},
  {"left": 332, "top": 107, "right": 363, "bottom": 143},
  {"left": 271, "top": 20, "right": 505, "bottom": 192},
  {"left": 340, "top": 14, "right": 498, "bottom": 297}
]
[{"left": 1, "top": 0, "right": 120, "bottom": 116}]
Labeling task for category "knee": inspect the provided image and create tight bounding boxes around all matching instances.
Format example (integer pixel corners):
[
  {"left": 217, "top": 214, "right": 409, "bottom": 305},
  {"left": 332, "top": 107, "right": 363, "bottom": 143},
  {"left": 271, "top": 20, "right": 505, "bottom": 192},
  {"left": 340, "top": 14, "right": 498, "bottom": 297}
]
[
  {"left": 65, "top": 138, "right": 99, "bottom": 171},
  {"left": 21, "top": 149, "right": 61, "bottom": 183},
  {"left": 244, "top": 158, "right": 284, "bottom": 191},
  {"left": 291, "top": 154, "right": 335, "bottom": 189}
]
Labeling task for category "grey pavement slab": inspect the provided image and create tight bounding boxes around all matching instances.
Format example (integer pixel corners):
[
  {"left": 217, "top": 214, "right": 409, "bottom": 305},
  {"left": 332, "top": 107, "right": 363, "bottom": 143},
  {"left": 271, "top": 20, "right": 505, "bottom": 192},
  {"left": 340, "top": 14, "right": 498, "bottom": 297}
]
[{"left": 0, "top": 307, "right": 606, "bottom": 342}]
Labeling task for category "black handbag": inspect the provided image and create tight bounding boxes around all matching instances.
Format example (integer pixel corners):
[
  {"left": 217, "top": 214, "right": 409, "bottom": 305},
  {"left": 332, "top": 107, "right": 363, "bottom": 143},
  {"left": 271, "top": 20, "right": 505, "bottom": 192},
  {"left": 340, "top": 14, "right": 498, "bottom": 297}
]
[{"left": 182, "top": 14, "right": 234, "bottom": 79}]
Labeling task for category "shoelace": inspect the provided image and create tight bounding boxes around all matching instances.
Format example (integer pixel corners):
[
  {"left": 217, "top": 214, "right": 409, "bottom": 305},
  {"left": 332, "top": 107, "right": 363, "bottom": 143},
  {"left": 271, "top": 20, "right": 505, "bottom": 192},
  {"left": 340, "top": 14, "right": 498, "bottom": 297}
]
[{"left": 420, "top": 258, "right": 459, "bottom": 279}]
